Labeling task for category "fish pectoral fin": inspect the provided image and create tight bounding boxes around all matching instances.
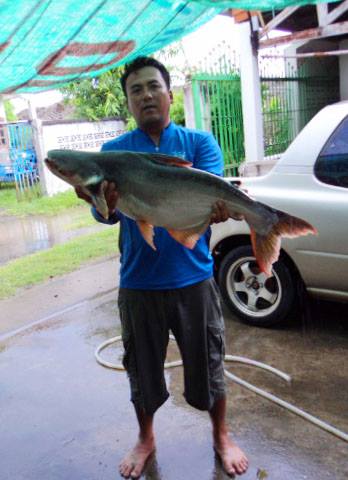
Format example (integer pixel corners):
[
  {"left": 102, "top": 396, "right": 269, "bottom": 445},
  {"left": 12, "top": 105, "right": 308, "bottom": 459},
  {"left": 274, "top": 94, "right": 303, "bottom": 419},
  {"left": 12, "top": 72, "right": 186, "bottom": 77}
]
[
  {"left": 92, "top": 184, "right": 108, "bottom": 219},
  {"left": 136, "top": 221, "right": 156, "bottom": 250},
  {"left": 147, "top": 153, "right": 192, "bottom": 168},
  {"left": 167, "top": 229, "right": 200, "bottom": 249},
  {"left": 167, "top": 221, "right": 209, "bottom": 250}
]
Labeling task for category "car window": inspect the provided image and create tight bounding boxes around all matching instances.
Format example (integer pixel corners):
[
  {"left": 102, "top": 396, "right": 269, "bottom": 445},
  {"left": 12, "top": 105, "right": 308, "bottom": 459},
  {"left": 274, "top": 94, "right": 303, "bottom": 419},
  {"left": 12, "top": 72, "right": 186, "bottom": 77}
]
[{"left": 315, "top": 115, "right": 348, "bottom": 188}]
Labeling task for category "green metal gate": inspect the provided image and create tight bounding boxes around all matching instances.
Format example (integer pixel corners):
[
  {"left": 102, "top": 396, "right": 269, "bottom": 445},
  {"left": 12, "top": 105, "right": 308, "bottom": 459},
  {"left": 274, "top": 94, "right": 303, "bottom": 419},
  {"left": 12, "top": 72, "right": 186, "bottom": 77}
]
[
  {"left": 191, "top": 45, "right": 340, "bottom": 174},
  {"left": 260, "top": 55, "right": 340, "bottom": 158},
  {"left": 191, "top": 48, "right": 244, "bottom": 177}
]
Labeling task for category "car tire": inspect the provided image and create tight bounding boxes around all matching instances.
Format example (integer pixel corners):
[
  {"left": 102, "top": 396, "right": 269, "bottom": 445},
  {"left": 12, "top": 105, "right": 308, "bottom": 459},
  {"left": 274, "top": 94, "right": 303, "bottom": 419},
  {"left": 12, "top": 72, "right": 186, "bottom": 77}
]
[{"left": 218, "top": 245, "right": 296, "bottom": 327}]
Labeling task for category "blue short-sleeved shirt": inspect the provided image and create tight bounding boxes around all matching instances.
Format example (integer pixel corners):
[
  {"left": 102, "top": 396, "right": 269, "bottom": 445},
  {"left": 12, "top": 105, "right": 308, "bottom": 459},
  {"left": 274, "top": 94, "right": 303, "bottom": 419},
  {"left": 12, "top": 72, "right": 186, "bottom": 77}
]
[{"left": 92, "top": 122, "right": 223, "bottom": 290}]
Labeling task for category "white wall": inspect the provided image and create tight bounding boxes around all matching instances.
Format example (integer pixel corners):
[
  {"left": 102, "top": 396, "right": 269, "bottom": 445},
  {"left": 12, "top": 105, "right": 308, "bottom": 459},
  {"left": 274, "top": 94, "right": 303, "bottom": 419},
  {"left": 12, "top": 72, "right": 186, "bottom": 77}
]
[
  {"left": 239, "top": 21, "right": 264, "bottom": 165},
  {"left": 41, "top": 119, "right": 125, "bottom": 195}
]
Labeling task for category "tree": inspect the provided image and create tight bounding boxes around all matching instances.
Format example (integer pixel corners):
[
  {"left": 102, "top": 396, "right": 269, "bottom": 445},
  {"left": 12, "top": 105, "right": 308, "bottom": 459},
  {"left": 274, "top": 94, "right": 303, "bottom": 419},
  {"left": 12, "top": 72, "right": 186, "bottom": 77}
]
[
  {"left": 61, "top": 45, "right": 188, "bottom": 126},
  {"left": 61, "top": 68, "right": 128, "bottom": 121},
  {"left": 170, "top": 90, "right": 185, "bottom": 126},
  {"left": 4, "top": 99, "right": 17, "bottom": 122}
]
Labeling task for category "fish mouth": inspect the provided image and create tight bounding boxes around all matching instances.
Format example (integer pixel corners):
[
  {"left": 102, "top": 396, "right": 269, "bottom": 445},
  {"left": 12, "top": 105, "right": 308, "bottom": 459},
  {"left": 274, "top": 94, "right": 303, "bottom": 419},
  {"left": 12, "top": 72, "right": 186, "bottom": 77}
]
[{"left": 45, "top": 157, "right": 75, "bottom": 182}]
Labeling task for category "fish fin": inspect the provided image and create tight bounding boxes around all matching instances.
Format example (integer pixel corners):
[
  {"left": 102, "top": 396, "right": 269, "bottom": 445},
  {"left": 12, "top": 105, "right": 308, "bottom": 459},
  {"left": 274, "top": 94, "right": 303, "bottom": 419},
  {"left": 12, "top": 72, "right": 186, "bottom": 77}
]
[
  {"left": 249, "top": 212, "right": 317, "bottom": 277},
  {"left": 167, "top": 221, "right": 210, "bottom": 249},
  {"left": 91, "top": 184, "right": 108, "bottom": 219},
  {"left": 146, "top": 152, "right": 192, "bottom": 168},
  {"left": 137, "top": 220, "right": 156, "bottom": 250},
  {"left": 167, "top": 229, "right": 200, "bottom": 249}
]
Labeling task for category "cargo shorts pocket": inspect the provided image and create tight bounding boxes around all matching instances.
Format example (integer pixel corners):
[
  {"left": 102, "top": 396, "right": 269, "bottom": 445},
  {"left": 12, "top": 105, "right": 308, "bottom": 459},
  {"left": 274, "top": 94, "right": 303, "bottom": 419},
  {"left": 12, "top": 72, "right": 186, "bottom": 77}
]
[
  {"left": 207, "top": 325, "right": 226, "bottom": 396},
  {"left": 117, "top": 291, "right": 133, "bottom": 372},
  {"left": 207, "top": 326, "right": 225, "bottom": 365}
]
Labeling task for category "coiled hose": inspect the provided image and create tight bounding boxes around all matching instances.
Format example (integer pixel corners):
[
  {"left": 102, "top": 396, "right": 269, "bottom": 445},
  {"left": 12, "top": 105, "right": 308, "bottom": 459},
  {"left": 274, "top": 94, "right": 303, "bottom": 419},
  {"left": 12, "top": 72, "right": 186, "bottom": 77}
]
[{"left": 95, "top": 335, "right": 348, "bottom": 442}]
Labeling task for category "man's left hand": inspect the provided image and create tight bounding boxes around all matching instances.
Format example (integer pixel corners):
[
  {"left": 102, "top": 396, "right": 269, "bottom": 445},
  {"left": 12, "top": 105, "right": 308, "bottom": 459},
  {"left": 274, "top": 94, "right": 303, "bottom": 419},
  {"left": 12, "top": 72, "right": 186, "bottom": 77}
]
[{"left": 210, "top": 200, "right": 230, "bottom": 224}]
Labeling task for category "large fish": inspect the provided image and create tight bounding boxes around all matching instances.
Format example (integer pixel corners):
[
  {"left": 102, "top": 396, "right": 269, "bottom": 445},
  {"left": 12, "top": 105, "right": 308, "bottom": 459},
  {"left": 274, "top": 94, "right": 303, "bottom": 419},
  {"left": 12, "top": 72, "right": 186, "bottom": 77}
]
[{"left": 45, "top": 149, "right": 317, "bottom": 275}]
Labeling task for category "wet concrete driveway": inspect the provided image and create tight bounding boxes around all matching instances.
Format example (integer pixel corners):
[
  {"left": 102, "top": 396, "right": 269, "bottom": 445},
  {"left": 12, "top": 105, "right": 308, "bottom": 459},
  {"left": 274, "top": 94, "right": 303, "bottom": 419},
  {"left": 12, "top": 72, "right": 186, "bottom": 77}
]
[{"left": 1, "top": 260, "right": 347, "bottom": 480}]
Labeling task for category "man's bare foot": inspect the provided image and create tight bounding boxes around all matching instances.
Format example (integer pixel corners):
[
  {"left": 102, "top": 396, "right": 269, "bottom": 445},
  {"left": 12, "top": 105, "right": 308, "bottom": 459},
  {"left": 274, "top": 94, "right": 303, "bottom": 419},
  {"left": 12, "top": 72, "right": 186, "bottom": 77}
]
[
  {"left": 119, "top": 437, "right": 155, "bottom": 479},
  {"left": 214, "top": 433, "right": 249, "bottom": 476}
]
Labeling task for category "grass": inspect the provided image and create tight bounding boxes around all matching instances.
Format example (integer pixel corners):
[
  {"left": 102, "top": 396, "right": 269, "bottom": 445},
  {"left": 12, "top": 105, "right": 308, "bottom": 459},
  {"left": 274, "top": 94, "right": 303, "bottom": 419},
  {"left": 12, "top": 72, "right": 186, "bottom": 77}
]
[
  {"left": 0, "top": 186, "right": 85, "bottom": 216},
  {"left": 0, "top": 226, "right": 119, "bottom": 299}
]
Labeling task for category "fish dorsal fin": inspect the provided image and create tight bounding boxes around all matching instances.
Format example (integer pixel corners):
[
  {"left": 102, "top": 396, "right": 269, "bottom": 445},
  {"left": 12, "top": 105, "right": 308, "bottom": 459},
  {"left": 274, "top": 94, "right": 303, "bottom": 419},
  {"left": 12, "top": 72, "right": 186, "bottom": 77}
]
[{"left": 145, "top": 152, "right": 192, "bottom": 168}]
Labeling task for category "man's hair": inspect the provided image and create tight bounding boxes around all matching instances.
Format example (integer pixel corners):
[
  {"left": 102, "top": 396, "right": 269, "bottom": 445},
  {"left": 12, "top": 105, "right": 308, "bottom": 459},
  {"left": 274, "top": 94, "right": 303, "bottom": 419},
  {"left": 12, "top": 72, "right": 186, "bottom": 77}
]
[{"left": 120, "top": 56, "right": 171, "bottom": 96}]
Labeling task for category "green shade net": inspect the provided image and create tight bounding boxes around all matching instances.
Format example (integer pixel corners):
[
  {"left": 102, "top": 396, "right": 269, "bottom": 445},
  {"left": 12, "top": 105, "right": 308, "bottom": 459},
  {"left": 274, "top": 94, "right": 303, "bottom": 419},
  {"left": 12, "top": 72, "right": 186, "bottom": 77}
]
[{"left": 0, "top": 0, "right": 340, "bottom": 93}]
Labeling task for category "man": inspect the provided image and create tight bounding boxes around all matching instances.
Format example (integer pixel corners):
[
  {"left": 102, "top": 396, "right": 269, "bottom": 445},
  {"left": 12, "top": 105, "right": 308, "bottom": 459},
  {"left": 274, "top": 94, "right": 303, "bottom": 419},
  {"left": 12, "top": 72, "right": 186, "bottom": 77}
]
[{"left": 77, "top": 56, "right": 248, "bottom": 479}]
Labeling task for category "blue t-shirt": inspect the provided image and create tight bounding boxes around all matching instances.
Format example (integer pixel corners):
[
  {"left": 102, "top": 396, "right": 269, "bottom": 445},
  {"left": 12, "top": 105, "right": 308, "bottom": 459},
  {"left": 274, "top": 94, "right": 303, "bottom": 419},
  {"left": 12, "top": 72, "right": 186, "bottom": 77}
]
[{"left": 92, "top": 122, "right": 223, "bottom": 290}]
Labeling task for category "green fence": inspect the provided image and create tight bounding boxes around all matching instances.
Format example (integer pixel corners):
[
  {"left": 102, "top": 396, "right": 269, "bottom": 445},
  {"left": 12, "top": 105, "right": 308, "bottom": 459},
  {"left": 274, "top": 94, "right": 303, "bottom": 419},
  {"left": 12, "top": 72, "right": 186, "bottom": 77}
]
[
  {"left": 191, "top": 46, "right": 340, "bottom": 175},
  {"left": 191, "top": 46, "right": 244, "bottom": 177}
]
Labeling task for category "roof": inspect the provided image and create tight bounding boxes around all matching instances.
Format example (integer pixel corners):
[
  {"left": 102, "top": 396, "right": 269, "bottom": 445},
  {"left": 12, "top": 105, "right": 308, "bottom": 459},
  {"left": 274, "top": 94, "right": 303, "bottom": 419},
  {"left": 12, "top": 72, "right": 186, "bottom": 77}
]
[
  {"left": 0, "top": 1, "right": 342, "bottom": 94},
  {"left": 17, "top": 102, "right": 76, "bottom": 122}
]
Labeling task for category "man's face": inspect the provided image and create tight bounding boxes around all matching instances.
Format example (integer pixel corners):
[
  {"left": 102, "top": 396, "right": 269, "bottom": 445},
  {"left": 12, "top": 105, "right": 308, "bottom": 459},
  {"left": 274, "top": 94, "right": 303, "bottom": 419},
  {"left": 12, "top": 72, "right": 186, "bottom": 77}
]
[{"left": 125, "top": 66, "right": 173, "bottom": 130}]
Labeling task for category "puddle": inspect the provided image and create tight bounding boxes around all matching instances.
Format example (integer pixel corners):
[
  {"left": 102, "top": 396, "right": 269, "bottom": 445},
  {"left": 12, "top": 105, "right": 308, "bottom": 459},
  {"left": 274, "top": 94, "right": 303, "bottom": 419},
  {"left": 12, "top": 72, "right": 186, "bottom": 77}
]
[{"left": 0, "top": 209, "right": 104, "bottom": 265}]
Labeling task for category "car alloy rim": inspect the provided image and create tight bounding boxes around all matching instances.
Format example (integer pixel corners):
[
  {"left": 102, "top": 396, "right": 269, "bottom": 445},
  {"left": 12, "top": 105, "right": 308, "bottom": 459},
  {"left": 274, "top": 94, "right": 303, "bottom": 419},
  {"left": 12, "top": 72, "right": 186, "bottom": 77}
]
[{"left": 226, "top": 256, "right": 281, "bottom": 318}]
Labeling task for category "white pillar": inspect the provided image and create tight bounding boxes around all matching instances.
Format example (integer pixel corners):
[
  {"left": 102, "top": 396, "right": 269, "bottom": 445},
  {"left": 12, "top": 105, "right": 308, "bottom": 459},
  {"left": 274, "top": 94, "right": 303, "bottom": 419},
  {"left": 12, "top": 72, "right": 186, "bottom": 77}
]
[
  {"left": 239, "top": 21, "right": 264, "bottom": 165},
  {"left": 183, "top": 81, "right": 196, "bottom": 129},
  {"left": 27, "top": 95, "right": 48, "bottom": 195},
  {"left": 339, "top": 39, "right": 348, "bottom": 100}
]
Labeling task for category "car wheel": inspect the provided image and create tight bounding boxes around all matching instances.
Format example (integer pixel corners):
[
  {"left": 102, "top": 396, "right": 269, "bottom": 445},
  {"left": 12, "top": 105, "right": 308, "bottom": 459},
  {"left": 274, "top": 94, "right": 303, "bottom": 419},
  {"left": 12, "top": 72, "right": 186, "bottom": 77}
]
[{"left": 218, "top": 245, "right": 296, "bottom": 327}]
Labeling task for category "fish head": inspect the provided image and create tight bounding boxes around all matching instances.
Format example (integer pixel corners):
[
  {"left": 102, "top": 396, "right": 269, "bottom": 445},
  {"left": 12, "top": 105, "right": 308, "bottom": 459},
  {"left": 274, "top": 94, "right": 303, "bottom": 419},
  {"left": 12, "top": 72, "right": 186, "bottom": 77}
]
[
  {"left": 45, "top": 149, "right": 109, "bottom": 219},
  {"left": 45, "top": 150, "right": 103, "bottom": 187}
]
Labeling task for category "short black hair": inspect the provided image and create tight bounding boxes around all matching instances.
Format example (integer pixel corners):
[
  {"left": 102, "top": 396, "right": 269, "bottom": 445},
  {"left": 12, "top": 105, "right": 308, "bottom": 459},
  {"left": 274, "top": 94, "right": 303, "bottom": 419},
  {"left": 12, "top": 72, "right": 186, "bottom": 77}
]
[{"left": 120, "top": 56, "right": 171, "bottom": 96}]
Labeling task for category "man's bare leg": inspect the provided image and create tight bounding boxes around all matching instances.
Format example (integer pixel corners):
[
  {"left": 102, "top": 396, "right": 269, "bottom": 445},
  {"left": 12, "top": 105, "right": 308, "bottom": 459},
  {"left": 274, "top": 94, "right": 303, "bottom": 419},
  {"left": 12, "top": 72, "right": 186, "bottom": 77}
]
[
  {"left": 209, "top": 396, "right": 249, "bottom": 476},
  {"left": 119, "top": 406, "right": 156, "bottom": 479}
]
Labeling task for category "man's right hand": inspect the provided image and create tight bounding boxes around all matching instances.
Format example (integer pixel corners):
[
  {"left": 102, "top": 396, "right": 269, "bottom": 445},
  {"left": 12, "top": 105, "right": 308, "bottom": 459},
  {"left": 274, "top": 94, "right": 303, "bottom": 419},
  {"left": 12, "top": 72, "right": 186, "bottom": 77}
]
[
  {"left": 75, "top": 181, "right": 119, "bottom": 217},
  {"left": 75, "top": 185, "right": 93, "bottom": 204},
  {"left": 102, "top": 181, "right": 119, "bottom": 216}
]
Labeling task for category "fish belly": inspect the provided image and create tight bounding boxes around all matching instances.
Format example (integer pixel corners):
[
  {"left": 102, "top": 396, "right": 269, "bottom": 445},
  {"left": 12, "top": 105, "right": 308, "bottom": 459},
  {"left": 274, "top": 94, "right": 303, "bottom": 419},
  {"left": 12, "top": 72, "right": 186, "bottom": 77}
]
[{"left": 118, "top": 191, "right": 213, "bottom": 230}]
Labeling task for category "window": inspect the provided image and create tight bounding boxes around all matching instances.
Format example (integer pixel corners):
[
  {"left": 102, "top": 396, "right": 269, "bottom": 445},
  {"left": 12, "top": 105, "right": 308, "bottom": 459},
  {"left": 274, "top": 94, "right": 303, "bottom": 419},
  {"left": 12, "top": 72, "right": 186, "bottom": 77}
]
[{"left": 315, "top": 116, "right": 348, "bottom": 189}]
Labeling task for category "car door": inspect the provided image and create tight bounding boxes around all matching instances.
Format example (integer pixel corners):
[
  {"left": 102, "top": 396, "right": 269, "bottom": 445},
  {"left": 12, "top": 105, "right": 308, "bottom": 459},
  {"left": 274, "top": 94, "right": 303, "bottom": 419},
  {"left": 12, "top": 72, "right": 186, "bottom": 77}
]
[{"left": 297, "top": 115, "right": 348, "bottom": 297}]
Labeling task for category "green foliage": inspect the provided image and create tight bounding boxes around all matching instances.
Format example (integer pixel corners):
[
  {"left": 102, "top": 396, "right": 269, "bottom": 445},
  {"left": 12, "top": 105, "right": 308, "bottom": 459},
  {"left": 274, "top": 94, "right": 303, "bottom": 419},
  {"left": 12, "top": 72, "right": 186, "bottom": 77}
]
[
  {"left": 0, "top": 227, "right": 119, "bottom": 299},
  {"left": 61, "top": 68, "right": 128, "bottom": 121},
  {"left": 126, "top": 116, "right": 137, "bottom": 132},
  {"left": 4, "top": 99, "right": 17, "bottom": 121},
  {"left": 170, "top": 90, "right": 185, "bottom": 126}
]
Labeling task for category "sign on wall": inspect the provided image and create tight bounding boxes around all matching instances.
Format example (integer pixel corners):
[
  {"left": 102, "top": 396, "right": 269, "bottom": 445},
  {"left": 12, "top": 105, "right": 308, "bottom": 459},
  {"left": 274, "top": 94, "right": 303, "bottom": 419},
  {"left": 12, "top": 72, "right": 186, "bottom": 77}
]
[{"left": 42, "top": 118, "right": 125, "bottom": 195}]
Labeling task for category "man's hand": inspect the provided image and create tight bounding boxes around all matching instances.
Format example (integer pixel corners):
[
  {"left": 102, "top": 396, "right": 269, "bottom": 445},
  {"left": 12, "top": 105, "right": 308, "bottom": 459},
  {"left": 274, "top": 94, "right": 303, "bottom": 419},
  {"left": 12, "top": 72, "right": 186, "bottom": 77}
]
[
  {"left": 75, "top": 181, "right": 119, "bottom": 217},
  {"left": 210, "top": 200, "right": 230, "bottom": 224},
  {"left": 103, "top": 181, "right": 119, "bottom": 216},
  {"left": 75, "top": 185, "right": 93, "bottom": 205}
]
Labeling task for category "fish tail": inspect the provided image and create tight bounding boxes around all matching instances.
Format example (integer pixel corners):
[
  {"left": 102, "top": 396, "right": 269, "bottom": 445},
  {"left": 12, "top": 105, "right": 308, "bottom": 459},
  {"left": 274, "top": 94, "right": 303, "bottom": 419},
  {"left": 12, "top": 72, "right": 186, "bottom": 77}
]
[{"left": 249, "top": 211, "right": 317, "bottom": 276}]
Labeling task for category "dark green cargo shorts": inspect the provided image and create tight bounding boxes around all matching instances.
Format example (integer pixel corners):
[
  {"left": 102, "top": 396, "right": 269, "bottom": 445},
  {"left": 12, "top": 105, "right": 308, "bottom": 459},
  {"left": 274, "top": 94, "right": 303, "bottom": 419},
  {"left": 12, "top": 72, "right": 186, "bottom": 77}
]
[{"left": 117, "top": 278, "right": 226, "bottom": 415}]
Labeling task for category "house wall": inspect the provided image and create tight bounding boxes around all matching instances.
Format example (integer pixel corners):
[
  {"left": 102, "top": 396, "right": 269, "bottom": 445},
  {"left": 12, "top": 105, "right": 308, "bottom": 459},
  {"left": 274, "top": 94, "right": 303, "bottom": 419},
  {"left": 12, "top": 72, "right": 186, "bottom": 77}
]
[{"left": 41, "top": 118, "right": 125, "bottom": 195}]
